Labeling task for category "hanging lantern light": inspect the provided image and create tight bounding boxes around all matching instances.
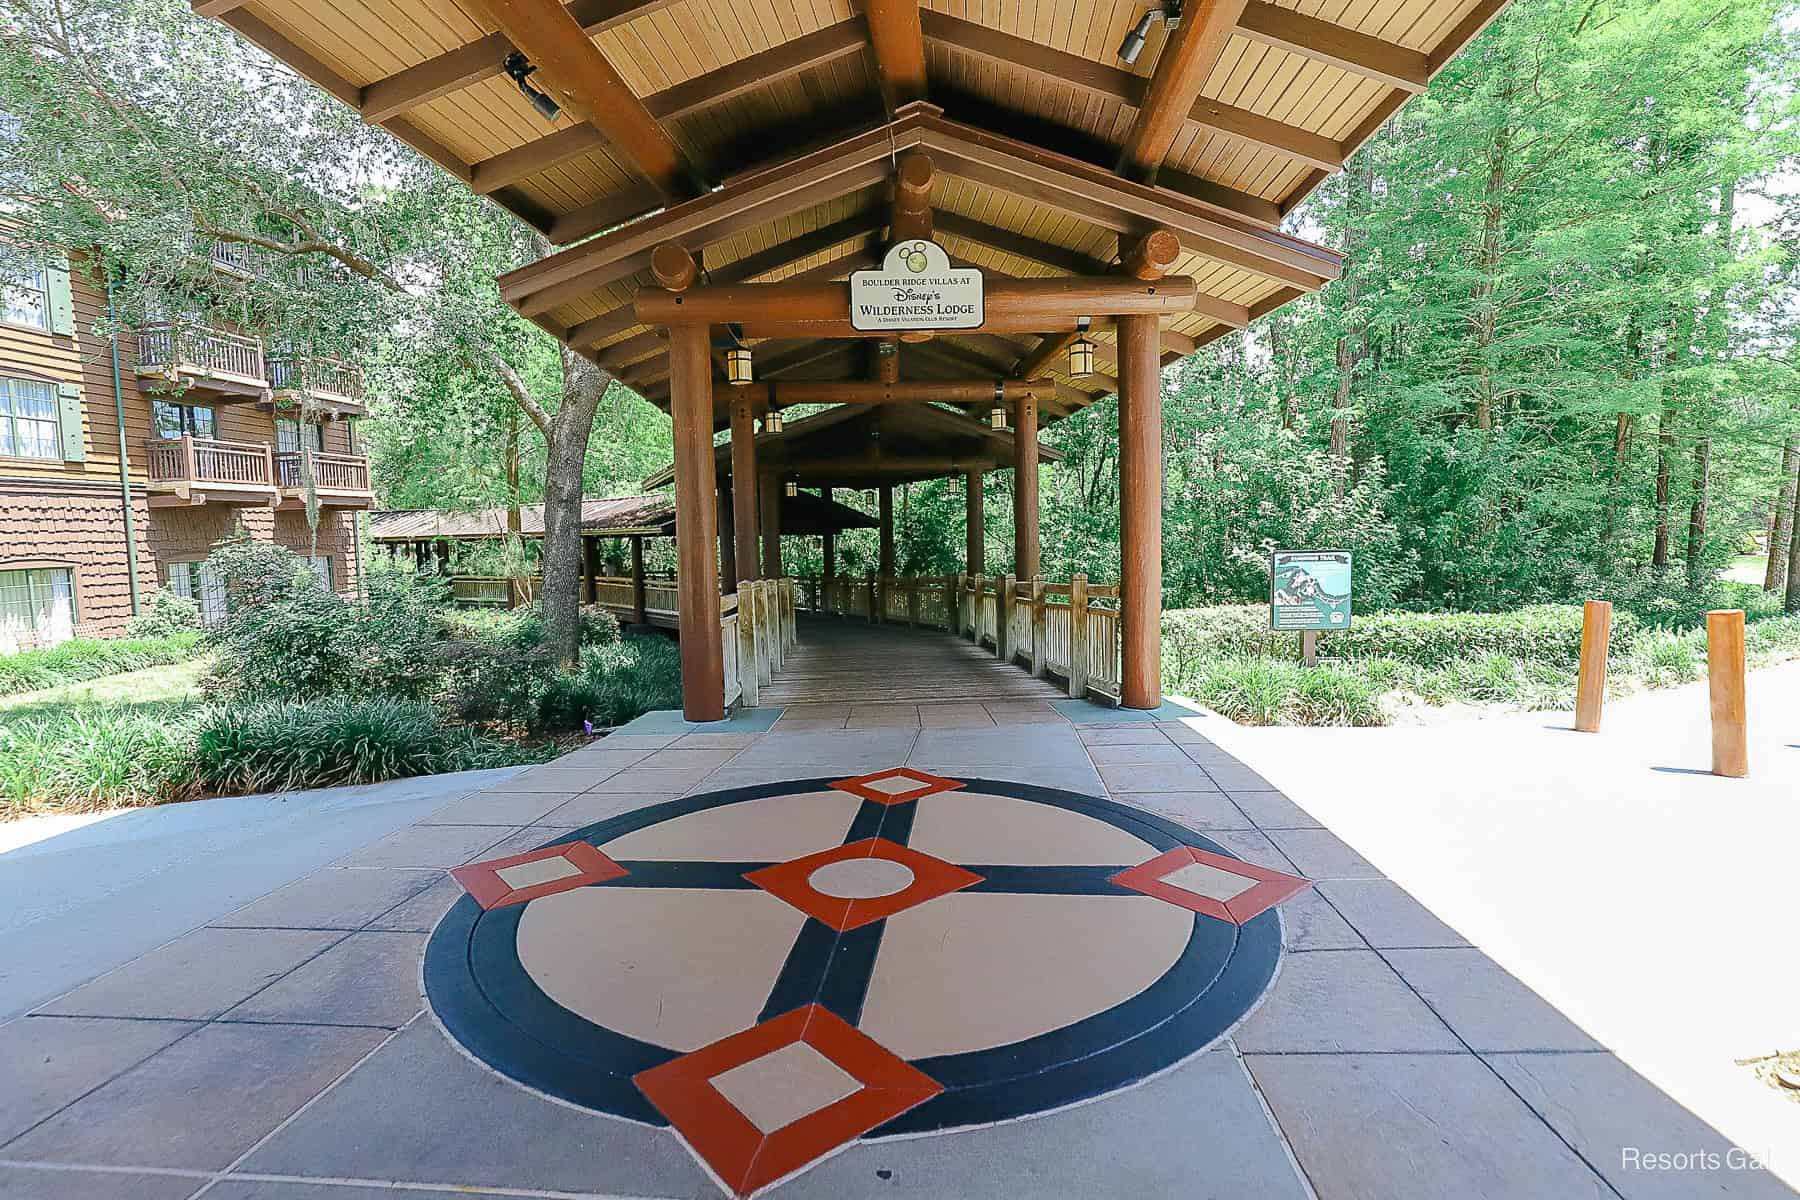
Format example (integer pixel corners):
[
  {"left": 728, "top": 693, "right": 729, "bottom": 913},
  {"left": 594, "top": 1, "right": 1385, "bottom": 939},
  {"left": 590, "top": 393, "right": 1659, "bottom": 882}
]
[
  {"left": 784, "top": 479, "right": 798, "bottom": 498},
  {"left": 725, "top": 346, "right": 753, "bottom": 385},
  {"left": 989, "top": 405, "right": 1007, "bottom": 430},
  {"left": 1069, "top": 316, "right": 1096, "bottom": 379},
  {"left": 763, "top": 407, "right": 784, "bottom": 434},
  {"left": 947, "top": 475, "right": 962, "bottom": 498}
]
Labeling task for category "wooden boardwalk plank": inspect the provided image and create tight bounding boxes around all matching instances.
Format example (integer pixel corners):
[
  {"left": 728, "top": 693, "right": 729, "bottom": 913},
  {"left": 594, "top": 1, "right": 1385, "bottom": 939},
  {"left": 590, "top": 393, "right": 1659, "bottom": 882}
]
[{"left": 758, "top": 616, "right": 1067, "bottom": 706}]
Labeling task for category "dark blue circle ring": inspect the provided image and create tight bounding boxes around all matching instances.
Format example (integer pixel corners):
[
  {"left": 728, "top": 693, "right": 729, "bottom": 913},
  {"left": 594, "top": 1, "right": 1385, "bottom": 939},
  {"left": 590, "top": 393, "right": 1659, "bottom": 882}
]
[{"left": 423, "top": 777, "right": 1282, "bottom": 1134}]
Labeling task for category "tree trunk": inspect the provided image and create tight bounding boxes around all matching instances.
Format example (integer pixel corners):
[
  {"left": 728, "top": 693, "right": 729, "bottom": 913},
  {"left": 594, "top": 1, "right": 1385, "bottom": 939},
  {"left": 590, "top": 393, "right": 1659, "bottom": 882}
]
[
  {"left": 1765, "top": 436, "right": 1798, "bottom": 593},
  {"left": 1652, "top": 405, "right": 1675, "bottom": 571},
  {"left": 1685, "top": 432, "right": 1709, "bottom": 591},
  {"left": 535, "top": 348, "right": 610, "bottom": 666},
  {"left": 1471, "top": 76, "right": 1514, "bottom": 433},
  {"left": 1787, "top": 453, "right": 1800, "bottom": 613}
]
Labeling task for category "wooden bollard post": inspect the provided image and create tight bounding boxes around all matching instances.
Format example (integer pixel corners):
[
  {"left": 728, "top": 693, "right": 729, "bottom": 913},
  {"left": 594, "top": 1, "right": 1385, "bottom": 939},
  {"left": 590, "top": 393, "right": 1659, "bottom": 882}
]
[
  {"left": 1707, "top": 609, "right": 1748, "bottom": 778},
  {"left": 1573, "top": 600, "right": 1612, "bottom": 733},
  {"left": 1068, "top": 573, "right": 1089, "bottom": 699}
]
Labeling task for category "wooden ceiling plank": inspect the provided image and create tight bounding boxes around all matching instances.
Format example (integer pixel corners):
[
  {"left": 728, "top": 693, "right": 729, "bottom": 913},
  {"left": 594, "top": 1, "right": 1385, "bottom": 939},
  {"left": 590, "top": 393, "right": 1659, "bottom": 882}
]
[
  {"left": 864, "top": 0, "right": 929, "bottom": 109},
  {"left": 713, "top": 212, "right": 884, "bottom": 282},
  {"left": 1117, "top": 0, "right": 1250, "bottom": 180},
  {"left": 358, "top": 0, "right": 682, "bottom": 124},
  {"left": 472, "top": 125, "right": 607, "bottom": 195},
  {"left": 566, "top": 306, "right": 642, "bottom": 350},
  {"left": 1236, "top": 1, "right": 1429, "bottom": 93},
  {"left": 470, "top": 0, "right": 700, "bottom": 198}
]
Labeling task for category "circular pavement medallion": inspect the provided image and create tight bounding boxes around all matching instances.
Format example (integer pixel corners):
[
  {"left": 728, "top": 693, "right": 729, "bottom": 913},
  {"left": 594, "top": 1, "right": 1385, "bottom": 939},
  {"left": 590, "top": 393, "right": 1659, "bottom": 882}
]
[{"left": 426, "top": 768, "right": 1308, "bottom": 1197}]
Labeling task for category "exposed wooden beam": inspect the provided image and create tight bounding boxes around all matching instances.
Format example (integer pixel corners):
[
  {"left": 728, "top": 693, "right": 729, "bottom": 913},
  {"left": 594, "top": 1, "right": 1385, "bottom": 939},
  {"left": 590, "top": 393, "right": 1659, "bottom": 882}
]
[
  {"left": 864, "top": 0, "right": 928, "bottom": 109},
  {"left": 1236, "top": 1, "right": 1429, "bottom": 94},
  {"left": 1117, "top": 0, "right": 1249, "bottom": 180},
  {"left": 1017, "top": 333, "right": 1078, "bottom": 380},
  {"left": 359, "top": 0, "right": 679, "bottom": 124},
  {"left": 566, "top": 306, "right": 641, "bottom": 352},
  {"left": 470, "top": 0, "right": 701, "bottom": 199},
  {"left": 934, "top": 212, "right": 1097, "bottom": 276},
  {"left": 467, "top": 20, "right": 869, "bottom": 195},
  {"left": 191, "top": 0, "right": 247, "bottom": 15},
  {"left": 546, "top": 184, "right": 667, "bottom": 246},
  {"left": 593, "top": 328, "right": 664, "bottom": 372},
  {"left": 1428, "top": 0, "right": 1511, "bottom": 74},
  {"left": 920, "top": 11, "right": 1342, "bottom": 174},
  {"left": 711, "top": 212, "right": 884, "bottom": 284},
  {"left": 889, "top": 151, "right": 934, "bottom": 242}
]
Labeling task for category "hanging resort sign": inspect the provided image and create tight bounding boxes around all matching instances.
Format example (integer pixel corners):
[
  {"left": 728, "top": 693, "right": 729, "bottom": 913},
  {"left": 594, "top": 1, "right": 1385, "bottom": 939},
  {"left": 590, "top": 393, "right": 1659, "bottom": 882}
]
[{"left": 849, "top": 239, "right": 984, "bottom": 331}]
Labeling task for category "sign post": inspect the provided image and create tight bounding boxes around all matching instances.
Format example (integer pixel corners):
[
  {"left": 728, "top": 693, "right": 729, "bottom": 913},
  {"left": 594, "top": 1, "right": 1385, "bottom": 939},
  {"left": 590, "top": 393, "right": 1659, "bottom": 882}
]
[
  {"left": 1271, "top": 550, "right": 1352, "bottom": 663},
  {"left": 850, "top": 240, "right": 984, "bottom": 331}
]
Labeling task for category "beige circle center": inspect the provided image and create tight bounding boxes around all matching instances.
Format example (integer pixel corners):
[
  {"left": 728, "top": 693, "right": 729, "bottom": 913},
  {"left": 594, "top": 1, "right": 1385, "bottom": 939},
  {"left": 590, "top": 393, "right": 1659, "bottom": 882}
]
[{"left": 807, "top": 857, "right": 916, "bottom": 899}]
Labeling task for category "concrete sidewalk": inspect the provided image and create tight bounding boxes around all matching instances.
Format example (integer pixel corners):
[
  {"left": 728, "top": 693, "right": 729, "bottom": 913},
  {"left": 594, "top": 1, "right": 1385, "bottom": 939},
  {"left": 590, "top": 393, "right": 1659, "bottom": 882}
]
[{"left": 1190, "top": 661, "right": 1800, "bottom": 1194}]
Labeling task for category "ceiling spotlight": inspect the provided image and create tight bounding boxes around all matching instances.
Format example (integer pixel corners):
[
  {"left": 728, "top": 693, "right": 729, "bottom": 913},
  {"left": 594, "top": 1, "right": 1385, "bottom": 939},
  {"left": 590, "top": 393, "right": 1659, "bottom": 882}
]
[
  {"left": 503, "top": 52, "right": 561, "bottom": 122},
  {"left": 1118, "top": 2, "right": 1181, "bottom": 64}
]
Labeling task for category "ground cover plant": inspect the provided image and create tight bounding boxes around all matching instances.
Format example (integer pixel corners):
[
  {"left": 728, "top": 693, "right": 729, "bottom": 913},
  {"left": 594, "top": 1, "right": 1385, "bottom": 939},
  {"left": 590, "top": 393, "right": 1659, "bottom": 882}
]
[{"left": 0, "top": 629, "right": 203, "bottom": 697}]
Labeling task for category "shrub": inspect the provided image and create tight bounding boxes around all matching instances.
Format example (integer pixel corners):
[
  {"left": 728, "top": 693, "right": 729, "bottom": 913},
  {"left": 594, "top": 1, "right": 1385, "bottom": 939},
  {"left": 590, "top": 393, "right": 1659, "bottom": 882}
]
[
  {"left": 435, "top": 637, "right": 562, "bottom": 729},
  {"left": 1179, "top": 656, "right": 1385, "bottom": 727},
  {"left": 0, "top": 705, "right": 199, "bottom": 810},
  {"left": 191, "top": 697, "right": 538, "bottom": 794},
  {"left": 535, "top": 634, "right": 683, "bottom": 731},
  {"left": 0, "top": 631, "right": 204, "bottom": 696},
  {"left": 124, "top": 590, "right": 201, "bottom": 638}
]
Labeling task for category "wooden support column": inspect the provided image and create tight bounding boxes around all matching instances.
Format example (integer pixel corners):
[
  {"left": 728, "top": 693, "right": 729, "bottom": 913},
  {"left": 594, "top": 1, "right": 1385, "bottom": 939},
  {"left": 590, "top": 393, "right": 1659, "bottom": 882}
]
[
  {"left": 890, "top": 152, "right": 934, "bottom": 242},
  {"left": 879, "top": 485, "right": 896, "bottom": 578},
  {"left": 1118, "top": 312, "right": 1163, "bottom": 709},
  {"left": 864, "top": 0, "right": 928, "bottom": 110},
  {"left": 583, "top": 535, "right": 599, "bottom": 604},
  {"left": 965, "top": 469, "right": 985, "bottom": 574},
  {"left": 717, "top": 488, "right": 736, "bottom": 588},
  {"left": 630, "top": 535, "right": 647, "bottom": 626},
  {"left": 1013, "top": 393, "right": 1039, "bottom": 580},
  {"left": 760, "top": 471, "right": 784, "bottom": 577},
  {"left": 821, "top": 486, "right": 836, "bottom": 585},
  {"left": 669, "top": 321, "right": 725, "bottom": 721},
  {"left": 730, "top": 394, "right": 759, "bottom": 581}
]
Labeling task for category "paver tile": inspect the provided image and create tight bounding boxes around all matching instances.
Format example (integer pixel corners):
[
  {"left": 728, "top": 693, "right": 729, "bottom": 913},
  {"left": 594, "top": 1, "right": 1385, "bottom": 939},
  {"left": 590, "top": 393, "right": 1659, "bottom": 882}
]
[
  {"left": 1075, "top": 725, "right": 1173, "bottom": 746},
  {"left": 1267, "top": 828, "right": 1382, "bottom": 879},
  {"left": 36, "top": 928, "right": 341, "bottom": 1021},
  {"left": 0, "top": 1015, "right": 198, "bottom": 1145},
  {"left": 1203, "top": 828, "right": 1301, "bottom": 873},
  {"left": 589, "top": 766, "right": 721, "bottom": 793},
  {"left": 585, "top": 734, "right": 680, "bottom": 750},
  {"left": 1313, "top": 879, "right": 1471, "bottom": 948},
  {"left": 1387, "top": 949, "right": 1604, "bottom": 1052},
  {"left": 1111, "top": 791, "right": 1254, "bottom": 830},
  {"left": 333, "top": 824, "right": 515, "bottom": 870},
  {"left": 4, "top": 1022, "right": 387, "bottom": 1169},
  {"left": 499, "top": 766, "right": 615, "bottom": 793},
  {"left": 534, "top": 790, "right": 683, "bottom": 825},
  {"left": 1278, "top": 888, "right": 1366, "bottom": 951},
  {"left": 0, "top": 1166, "right": 198, "bottom": 1199},
  {"left": 211, "top": 868, "right": 438, "bottom": 931},
  {"left": 364, "top": 875, "right": 464, "bottom": 933},
  {"left": 1228, "top": 789, "right": 1325, "bottom": 830},
  {"left": 1235, "top": 949, "right": 1461, "bottom": 1053},
  {"left": 1083, "top": 742, "right": 1195, "bottom": 765},
  {"left": 636, "top": 748, "right": 743, "bottom": 770},
  {"left": 418, "top": 789, "right": 574, "bottom": 826},
  {"left": 1247, "top": 1051, "right": 1612, "bottom": 1199},
  {"left": 1096, "top": 763, "right": 1222, "bottom": 793},
  {"left": 676, "top": 732, "right": 761, "bottom": 748},
  {"left": 223, "top": 931, "right": 428, "bottom": 1028}
]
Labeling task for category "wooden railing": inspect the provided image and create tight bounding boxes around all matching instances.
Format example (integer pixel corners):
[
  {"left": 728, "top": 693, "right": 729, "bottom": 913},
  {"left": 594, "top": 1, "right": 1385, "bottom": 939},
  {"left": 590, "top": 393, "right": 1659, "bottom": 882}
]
[
  {"left": 798, "top": 571, "right": 1123, "bottom": 704},
  {"left": 268, "top": 355, "right": 366, "bottom": 403},
  {"left": 145, "top": 435, "right": 274, "bottom": 487},
  {"left": 137, "top": 322, "right": 267, "bottom": 384},
  {"left": 731, "top": 577, "right": 797, "bottom": 709},
  {"left": 274, "top": 449, "right": 371, "bottom": 492}
]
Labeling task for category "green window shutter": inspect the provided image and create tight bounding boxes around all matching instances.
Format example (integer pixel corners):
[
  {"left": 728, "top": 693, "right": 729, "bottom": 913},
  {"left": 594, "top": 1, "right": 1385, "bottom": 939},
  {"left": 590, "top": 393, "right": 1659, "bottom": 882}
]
[
  {"left": 46, "top": 266, "right": 76, "bottom": 336},
  {"left": 56, "top": 382, "right": 85, "bottom": 462}
]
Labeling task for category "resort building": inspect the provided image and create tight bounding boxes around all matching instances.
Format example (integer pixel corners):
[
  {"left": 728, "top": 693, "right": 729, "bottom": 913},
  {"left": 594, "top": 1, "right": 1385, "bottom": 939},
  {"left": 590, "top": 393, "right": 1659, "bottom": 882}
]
[{"left": 0, "top": 240, "right": 373, "bottom": 648}]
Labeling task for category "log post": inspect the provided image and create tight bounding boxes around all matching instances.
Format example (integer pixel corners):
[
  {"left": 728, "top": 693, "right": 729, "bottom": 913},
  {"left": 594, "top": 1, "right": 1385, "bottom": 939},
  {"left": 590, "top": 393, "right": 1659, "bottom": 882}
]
[
  {"left": 730, "top": 395, "right": 759, "bottom": 581},
  {"left": 1069, "top": 573, "right": 1090, "bottom": 698},
  {"left": 1013, "top": 394, "right": 1040, "bottom": 580},
  {"left": 716, "top": 489, "right": 736, "bottom": 587},
  {"left": 668, "top": 320, "right": 724, "bottom": 721},
  {"left": 757, "top": 580, "right": 774, "bottom": 687},
  {"left": 965, "top": 469, "right": 985, "bottom": 575},
  {"left": 867, "top": 570, "right": 878, "bottom": 624},
  {"left": 997, "top": 573, "right": 1016, "bottom": 664},
  {"left": 1707, "top": 609, "right": 1748, "bottom": 777},
  {"left": 969, "top": 574, "right": 984, "bottom": 642},
  {"left": 759, "top": 470, "right": 783, "bottom": 578},
  {"left": 1573, "top": 600, "right": 1612, "bottom": 733},
  {"left": 1030, "top": 577, "right": 1048, "bottom": 677},
  {"left": 1118, "top": 313, "right": 1163, "bottom": 709},
  {"left": 878, "top": 484, "right": 895, "bottom": 578},
  {"left": 631, "top": 535, "right": 647, "bottom": 626},
  {"left": 737, "top": 581, "right": 759, "bottom": 708},
  {"left": 821, "top": 485, "right": 835, "bottom": 589}
]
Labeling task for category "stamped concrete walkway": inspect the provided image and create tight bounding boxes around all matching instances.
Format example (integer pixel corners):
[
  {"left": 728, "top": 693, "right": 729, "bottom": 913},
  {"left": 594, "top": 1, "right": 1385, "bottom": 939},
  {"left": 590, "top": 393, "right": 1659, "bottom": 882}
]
[{"left": 0, "top": 694, "right": 1789, "bottom": 1200}]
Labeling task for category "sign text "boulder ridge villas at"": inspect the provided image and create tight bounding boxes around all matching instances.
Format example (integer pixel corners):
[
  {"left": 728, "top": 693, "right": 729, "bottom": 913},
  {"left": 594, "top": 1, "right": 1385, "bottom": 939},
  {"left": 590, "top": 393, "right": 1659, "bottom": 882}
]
[{"left": 850, "top": 240, "right": 985, "bottom": 331}]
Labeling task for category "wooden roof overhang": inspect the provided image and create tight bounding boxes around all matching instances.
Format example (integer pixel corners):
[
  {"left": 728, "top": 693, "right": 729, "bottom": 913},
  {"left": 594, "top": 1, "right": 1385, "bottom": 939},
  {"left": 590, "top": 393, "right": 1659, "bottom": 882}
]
[
  {"left": 369, "top": 488, "right": 880, "bottom": 539},
  {"left": 643, "top": 402, "right": 1061, "bottom": 491},
  {"left": 206, "top": 0, "right": 1510, "bottom": 422}
]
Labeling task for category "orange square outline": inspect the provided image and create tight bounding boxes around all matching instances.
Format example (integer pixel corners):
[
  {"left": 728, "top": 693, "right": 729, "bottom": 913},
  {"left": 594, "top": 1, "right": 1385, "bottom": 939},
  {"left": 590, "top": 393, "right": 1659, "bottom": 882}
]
[
  {"left": 742, "top": 837, "right": 984, "bottom": 932},
  {"left": 634, "top": 1004, "right": 942, "bottom": 1197},
  {"left": 448, "top": 840, "right": 627, "bottom": 910},
  {"left": 1110, "top": 845, "right": 1310, "bottom": 924},
  {"left": 829, "top": 767, "right": 967, "bottom": 806}
]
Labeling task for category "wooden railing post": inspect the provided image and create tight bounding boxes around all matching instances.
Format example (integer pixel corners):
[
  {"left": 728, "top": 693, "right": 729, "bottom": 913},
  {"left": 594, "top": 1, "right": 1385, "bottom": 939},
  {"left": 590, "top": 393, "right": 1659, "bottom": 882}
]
[
  {"left": 757, "top": 581, "right": 775, "bottom": 687},
  {"left": 783, "top": 579, "right": 796, "bottom": 651},
  {"left": 867, "top": 571, "right": 878, "bottom": 624},
  {"left": 906, "top": 577, "right": 920, "bottom": 626},
  {"left": 1030, "top": 577, "right": 1048, "bottom": 677},
  {"left": 737, "top": 584, "right": 759, "bottom": 708},
  {"left": 997, "top": 574, "right": 1015, "bottom": 664},
  {"left": 1707, "top": 609, "right": 1748, "bottom": 777},
  {"left": 1574, "top": 600, "right": 1612, "bottom": 733},
  {"left": 1068, "top": 573, "right": 1089, "bottom": 699},
  {"left": 182, "top": 434, "right": 197, "bottom": 482},
  {"left": 969, "top": 574, "right": 983, "bottom": 642}
]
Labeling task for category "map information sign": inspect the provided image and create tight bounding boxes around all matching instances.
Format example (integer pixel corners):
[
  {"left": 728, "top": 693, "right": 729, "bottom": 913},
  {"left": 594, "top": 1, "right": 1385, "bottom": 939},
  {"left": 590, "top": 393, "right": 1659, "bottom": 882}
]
[
  {"left": 1271, "top": 550, "right": 1352, "bottom": 631},
  {"left": 849, "top": 240, "right": 984, "bottom": 331}
]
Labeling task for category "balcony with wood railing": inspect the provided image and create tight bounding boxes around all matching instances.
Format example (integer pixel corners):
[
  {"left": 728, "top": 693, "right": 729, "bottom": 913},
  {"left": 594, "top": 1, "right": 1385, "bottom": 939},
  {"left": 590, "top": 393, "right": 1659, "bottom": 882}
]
[
  {"left": 135, "top": 322, "right": 269, "bottom": 401},
  {"left": 268, "top": 355, "right": 368, "bottom": 416},
  {"left": 274, "top": 448, "right": 375, "bottom": 509},
  {"left": 144, "top": 436, "right": 278, "bottom": 506}
]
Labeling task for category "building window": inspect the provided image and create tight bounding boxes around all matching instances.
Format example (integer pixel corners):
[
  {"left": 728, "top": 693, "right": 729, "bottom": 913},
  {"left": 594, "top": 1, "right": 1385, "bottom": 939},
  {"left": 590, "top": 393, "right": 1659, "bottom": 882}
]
[
  {"left": 304, "top": 555, "right": 333, "bottom": 590},
  {"left": 0, "top": 376, "right": 60, "bottom": 460},
  {"left": 1, "top": 268, "right": 48, "bottom": 330},
  {"left": 152, "top": 399, "right": 217, "bottom": 440},
  {"left": 0, "top": 567, "right": 76, "bottom": 648},
  {"left": 167, "top": 561, "right": 227, "bottom": 625},
  {"left": 275, "top": 417, "right": 324, "bottom": 454}
]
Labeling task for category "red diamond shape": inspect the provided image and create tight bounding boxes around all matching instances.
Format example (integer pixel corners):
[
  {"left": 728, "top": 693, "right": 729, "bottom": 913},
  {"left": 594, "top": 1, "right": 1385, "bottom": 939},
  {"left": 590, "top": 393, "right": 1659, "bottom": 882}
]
[
  {"left": 743, "top": 837, "right": 983, "bottom": 932},
  {"left": 1111, "top": 845, "right": 1309, "bottom": 924},
  {"left": 449, "top": 840, "right": 627, "bottom": 910},
  {"left": 635, "top": 1004, "right": 942, "bottom": 1197},
  {"left": 829, "top": 767, "right": 966, "bottom": 806}
]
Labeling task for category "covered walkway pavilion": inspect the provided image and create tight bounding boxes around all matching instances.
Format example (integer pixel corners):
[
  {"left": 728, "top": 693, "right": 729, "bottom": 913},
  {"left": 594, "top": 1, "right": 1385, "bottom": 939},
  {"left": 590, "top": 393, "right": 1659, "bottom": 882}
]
[{"left": 67, "top": 5, "right": 1753, "bottom": 1200}]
